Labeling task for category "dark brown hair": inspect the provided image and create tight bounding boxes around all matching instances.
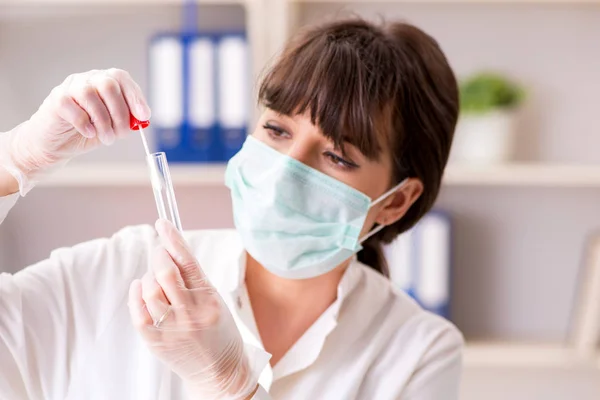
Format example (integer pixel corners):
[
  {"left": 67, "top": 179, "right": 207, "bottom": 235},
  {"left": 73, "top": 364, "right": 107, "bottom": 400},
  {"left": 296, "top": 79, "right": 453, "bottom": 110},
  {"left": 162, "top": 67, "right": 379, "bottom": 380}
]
[{"left": 258, "top": 18, "right": 459, "bottom": 277}]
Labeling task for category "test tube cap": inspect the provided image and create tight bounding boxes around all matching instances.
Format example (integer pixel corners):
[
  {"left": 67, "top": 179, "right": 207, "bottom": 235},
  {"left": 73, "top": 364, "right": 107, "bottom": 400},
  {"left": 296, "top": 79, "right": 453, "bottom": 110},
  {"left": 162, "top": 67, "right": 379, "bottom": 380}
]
[{"left": 130, "top": 114, "right": 150, "bottom": 130}]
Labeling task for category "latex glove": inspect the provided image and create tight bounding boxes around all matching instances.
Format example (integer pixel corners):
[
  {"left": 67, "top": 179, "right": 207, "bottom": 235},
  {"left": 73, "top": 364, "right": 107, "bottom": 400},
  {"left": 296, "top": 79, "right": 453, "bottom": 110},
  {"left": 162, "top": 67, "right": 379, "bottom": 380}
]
[
  {"left": 128, "top": 220, "right": 270, "bottom": 399},
  {"left": 0, "top": 69, "right": 151, "bottom": 195}
]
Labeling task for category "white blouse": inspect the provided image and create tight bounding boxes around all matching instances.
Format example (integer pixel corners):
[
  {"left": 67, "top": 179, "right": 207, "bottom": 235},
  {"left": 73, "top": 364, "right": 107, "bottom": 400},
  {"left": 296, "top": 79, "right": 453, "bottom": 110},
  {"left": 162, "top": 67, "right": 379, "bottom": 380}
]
[{"left": 0, "top": 193, "right": 463, "bottom": 399}]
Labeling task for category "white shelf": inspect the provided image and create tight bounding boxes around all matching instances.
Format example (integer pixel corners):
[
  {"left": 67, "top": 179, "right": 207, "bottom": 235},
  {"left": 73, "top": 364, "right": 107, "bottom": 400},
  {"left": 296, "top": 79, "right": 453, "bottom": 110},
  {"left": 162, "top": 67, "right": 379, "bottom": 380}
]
[
  {"left": 38, "top": 163, "right": 600, "bottom": 188},
  {"left": 443, "top": 164, "right": 600, "bottom": 187},
  {"left": 0, "top": 0, "right": 247, "bottom": 4},
  {"left": 39, "top": 163, "right": 227, "bottom": 187},
  {"left": 292, "top": 0, "right": 600, "bottom": 3},
  {"left": 464, "top": 342, "right": 600, "bottom": 369}
]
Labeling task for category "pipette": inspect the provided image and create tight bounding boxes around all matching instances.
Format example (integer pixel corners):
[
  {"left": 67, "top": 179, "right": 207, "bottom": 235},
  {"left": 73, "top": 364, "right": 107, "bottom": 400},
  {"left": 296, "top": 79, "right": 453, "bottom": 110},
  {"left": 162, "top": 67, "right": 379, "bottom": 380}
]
[{"left": 130, "top": 115, "right": 183, "bottom": 232}]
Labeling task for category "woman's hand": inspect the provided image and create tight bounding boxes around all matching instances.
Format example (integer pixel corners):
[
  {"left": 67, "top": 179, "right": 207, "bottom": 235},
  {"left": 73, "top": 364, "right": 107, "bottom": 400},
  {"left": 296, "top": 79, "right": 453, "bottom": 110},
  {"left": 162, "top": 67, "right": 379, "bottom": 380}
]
[
  {"left": 128, "top": 220, "right": 268, "bottom": 399},
  {"left": 0, "top": 69, "right": 150, "bottom": 195}
]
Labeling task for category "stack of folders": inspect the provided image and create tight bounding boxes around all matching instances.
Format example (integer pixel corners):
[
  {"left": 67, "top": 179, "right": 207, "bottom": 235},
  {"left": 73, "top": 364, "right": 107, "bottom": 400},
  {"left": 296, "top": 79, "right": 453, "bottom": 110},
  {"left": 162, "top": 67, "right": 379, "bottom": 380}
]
[
  {"left": 382, "top": 210, "right": 452, "bottom": 320},
  {"left": 149, "top": 33, "right": 249, "bottom": 162}
]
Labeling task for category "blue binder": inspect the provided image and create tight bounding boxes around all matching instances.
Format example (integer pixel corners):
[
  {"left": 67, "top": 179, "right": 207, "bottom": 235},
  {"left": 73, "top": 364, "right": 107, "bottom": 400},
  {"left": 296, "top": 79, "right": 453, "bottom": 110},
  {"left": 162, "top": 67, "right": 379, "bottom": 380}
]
[
  {"left": 216, "top": 33, "right": 250, "bottom": 161},
  {"left": 384, "top": 210, "right": 453, "bottom": 319},
  {"left": 188, "top": 34, "right": 220, "bottom": 161},
  {"left": 412, "top": 210, "right": 452, "bottom": 319},
  {"left": 149, "top": 32, "right": 249, "bottom": 163},
  {"left": 148, "top": 35, "right": 185, "bottom": 159},
  {"left": 148, "top": 1, "right": 249, "bottom": 162}
]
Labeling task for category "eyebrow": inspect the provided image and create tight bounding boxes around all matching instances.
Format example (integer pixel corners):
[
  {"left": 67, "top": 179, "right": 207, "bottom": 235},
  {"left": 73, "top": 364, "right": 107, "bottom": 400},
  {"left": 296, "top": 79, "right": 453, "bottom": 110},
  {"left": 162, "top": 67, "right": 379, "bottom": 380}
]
[{"left": 276, "top": 110, "right": 380, "bottom": 162}]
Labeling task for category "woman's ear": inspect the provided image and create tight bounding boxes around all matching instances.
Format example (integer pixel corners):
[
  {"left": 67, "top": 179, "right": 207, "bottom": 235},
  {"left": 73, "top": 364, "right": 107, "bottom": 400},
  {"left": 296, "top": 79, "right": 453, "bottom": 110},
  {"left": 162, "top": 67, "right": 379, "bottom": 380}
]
[{"left": 375, "top": 178, "right": 424, "bottom": 226}]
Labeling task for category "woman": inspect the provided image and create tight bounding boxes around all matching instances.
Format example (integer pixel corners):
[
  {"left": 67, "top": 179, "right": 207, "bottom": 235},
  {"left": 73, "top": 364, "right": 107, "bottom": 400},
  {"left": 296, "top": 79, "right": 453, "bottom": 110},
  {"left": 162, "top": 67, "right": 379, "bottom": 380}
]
[{"left": 0, "top": 19, "right": 462, "bottom": 399}]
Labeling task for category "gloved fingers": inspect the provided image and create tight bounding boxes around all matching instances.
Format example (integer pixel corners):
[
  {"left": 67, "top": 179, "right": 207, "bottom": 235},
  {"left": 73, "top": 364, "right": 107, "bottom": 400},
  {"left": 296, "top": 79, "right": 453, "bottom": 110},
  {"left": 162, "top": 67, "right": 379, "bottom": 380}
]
[
  {"left": 69, "top": 83, "right": 115, "bottom": 146},
  {"left": 128, "top": 278, "right": 153, "bottom": 328},
  {"left": 152, "top": 245, "right": 188, "bottom": 306},
  {"left": 155, "top": 219, "right": 208, "bottom": 290},
  {"left": 106, "top": 68, "right": 151, "bottom": 121},
  {"left": 53, "top": 92, "right": 96, "bottom": 139},
  {"left": 89, "top": 74, "right": 131, "bottom": 139},
  {"left": 141, "top": 270, "right": 172, "bottom": 326},
  {"left": 152, "top": 245, "right": 222, "bottom": 330},
  {"left": 128, "top": 279, "right": 165, "bottom": 344}
]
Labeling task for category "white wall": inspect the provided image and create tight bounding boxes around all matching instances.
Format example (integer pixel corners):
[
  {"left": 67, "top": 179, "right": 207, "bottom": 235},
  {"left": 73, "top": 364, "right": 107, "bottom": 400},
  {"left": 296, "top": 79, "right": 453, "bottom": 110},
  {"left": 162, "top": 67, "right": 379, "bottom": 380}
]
[{"left": 461, "top": 365, "right": 600, "bottom": 400}]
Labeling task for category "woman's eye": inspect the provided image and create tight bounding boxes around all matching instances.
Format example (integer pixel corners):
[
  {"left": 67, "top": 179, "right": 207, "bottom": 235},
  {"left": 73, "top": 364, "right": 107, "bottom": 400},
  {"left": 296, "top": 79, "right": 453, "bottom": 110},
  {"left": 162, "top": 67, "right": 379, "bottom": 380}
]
[
  {"left": 324, "top": 152, "right": 359, "bottom": 170},
  {"left": 263, "top": 123, "right": 290, "bottom": 139}
]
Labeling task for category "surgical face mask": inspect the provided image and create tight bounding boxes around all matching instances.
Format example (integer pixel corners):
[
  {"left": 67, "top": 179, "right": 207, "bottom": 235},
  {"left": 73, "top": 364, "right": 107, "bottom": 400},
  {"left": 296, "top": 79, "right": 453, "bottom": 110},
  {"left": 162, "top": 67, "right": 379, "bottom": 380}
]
[{"left": 225, "top": 135, "right": 407, "bottom": 280}]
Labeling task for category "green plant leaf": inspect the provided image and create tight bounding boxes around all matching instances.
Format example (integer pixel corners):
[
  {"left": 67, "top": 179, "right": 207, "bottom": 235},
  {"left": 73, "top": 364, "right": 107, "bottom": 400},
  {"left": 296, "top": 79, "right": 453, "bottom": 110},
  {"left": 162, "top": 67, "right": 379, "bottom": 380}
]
[{"left": 459, "top": 72, "right": 525, "bottom": 115}]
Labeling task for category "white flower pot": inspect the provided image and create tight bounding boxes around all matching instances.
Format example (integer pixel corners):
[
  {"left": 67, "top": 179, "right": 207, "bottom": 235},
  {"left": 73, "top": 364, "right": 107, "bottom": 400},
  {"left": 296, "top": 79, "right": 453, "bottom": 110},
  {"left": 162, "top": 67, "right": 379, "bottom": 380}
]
[{"left": 449, "top": 109, "right": 518, "bottom": 164}]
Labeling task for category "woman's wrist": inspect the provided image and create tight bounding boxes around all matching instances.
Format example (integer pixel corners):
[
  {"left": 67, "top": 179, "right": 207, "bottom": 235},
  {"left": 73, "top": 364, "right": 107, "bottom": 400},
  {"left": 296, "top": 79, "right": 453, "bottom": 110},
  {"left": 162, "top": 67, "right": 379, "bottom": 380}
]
[
  {"left": 184, "top": 354, "right": 259, "bottom": 400},
  {"left": 0, "top": 165, "right": 19, "bottom": 196},
  {"left": 0, "top": 122, "right": 27, "bottom": 197}
]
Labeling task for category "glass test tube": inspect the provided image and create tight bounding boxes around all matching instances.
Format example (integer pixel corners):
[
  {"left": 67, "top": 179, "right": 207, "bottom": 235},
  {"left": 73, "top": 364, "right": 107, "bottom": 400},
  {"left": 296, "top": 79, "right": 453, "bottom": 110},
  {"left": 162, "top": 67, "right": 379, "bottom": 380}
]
[{"left": 147, "top": 152, "right": 183, "bottom": 232}]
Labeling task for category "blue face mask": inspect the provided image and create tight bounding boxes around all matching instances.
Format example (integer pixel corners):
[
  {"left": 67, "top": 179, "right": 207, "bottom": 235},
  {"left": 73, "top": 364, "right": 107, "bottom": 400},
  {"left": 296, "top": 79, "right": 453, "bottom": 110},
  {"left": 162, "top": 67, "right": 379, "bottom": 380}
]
[{"left": 225, "top": 135, "right": 407, "bottom": 279}]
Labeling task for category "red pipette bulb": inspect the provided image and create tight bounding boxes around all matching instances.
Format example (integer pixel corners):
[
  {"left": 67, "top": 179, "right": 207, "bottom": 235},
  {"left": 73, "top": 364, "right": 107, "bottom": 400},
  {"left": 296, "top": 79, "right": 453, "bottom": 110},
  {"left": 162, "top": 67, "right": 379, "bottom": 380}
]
[{"left": 130, "top": 114, "right": 150, "bottom": 130}]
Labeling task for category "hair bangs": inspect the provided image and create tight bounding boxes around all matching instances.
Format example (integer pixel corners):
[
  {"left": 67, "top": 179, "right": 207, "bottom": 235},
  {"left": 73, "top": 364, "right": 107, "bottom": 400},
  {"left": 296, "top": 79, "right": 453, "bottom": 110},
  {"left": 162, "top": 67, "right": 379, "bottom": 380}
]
[{"left": 258, "top": 27, "right": 399, "bottom": 161}]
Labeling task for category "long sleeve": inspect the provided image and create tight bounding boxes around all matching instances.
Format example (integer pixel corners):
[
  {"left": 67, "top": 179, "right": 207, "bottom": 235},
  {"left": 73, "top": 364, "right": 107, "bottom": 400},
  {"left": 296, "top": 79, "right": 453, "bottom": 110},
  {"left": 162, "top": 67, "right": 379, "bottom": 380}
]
[
  {"left": 0, "top": 224, "right": 157, "bottom": 399},
  {"left": 0, "top": 193, "right": 19, "bottom": 225}
]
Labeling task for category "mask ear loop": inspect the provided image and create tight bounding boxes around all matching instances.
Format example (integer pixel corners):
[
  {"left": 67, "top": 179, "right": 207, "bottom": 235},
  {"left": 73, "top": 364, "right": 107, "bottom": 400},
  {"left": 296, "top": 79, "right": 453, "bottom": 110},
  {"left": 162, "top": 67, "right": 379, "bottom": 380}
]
[
  {"left": 359, "top": 222, "right": 387, "bottom": 244},
  {"left": 358, "top": 177, "right": 409, "bottom": 244}
]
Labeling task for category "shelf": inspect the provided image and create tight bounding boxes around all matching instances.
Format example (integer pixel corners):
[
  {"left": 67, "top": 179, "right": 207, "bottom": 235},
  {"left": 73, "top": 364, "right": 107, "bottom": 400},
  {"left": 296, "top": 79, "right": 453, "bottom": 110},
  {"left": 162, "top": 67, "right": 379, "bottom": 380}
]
[
  {"left": 443, "top": 164, "right": 600, "bottom": 187},
  {"left": 292, "top": 0, "right": 600, "bottom": 3},
  {"left": 38, "top": 163, "right": 600, "bottom": 188},
  {"left": 464, "top": 342, "right": 600, "bottom": 369},
  {"left": 39, "top": 163, "right": 227, "bottom": 187},
  {"left": 0, "top": 0, "right": 247, "bottom": 4}
]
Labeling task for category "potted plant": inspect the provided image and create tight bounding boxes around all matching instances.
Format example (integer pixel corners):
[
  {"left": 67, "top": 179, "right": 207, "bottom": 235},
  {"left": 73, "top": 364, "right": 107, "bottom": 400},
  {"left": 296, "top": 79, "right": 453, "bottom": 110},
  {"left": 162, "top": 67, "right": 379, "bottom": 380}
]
[{"left": 450, "top": 72, "right": 525, "bottom": 164}]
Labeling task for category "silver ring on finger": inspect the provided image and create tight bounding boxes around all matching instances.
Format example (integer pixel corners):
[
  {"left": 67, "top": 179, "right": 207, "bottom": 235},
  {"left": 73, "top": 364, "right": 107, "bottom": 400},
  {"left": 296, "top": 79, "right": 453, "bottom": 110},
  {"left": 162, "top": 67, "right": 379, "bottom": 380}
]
[{"left": 153, "top": 307, "right": 171, "bottom": 328}]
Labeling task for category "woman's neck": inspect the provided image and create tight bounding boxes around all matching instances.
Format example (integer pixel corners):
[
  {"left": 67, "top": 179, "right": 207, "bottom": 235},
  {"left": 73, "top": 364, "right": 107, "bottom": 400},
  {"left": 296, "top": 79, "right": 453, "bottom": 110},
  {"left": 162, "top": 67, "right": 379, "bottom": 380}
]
[
  {"left": 244, "top": 254, "right": 349, "bottom": 312},
  {"left": 244, "top": 254, "right": 350, "bottom": 366}
]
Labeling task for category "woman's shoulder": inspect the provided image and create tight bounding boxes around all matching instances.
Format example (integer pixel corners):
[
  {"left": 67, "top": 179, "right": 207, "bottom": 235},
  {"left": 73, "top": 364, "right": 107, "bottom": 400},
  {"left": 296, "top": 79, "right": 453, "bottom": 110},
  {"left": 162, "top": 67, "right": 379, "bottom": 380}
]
[
  {"left": 49, "top": 223, "right": 159, "bottom": 263},
  {"left": 345, "top": 263, "right": 463, "bottom": 394},
  {"left": 352, "top": 262, "right": 464, "bottom": 350},
  {"left": 58, "top": 225, "right": 240, "bottom": 274},
  {"left": 347, "top": 264, "right": 464, "bottom": 398},
  {"left": 109, "top": 225, "right": 241, "bottom": 275},
  {"left": 92, "top": 225, "right": 239, "bottom": 255}
]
